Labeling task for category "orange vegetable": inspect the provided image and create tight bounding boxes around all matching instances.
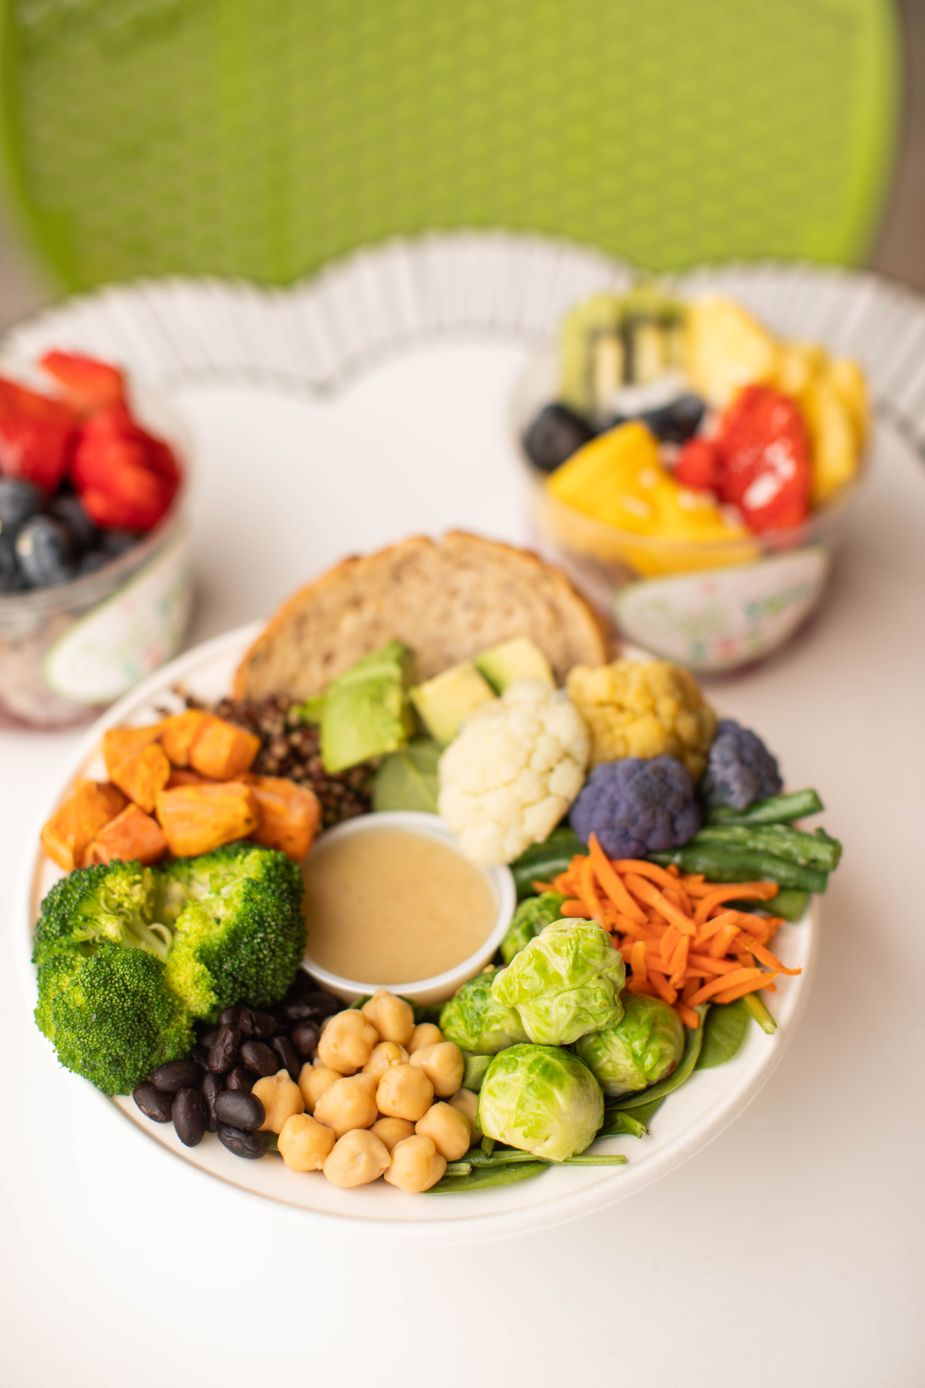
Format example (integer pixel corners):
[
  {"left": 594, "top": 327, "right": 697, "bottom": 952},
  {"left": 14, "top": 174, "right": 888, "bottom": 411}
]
[
  {"left": 102, "top": 723, "right": 163, "bottom": 779},
  {"left": 242, "top": 774, "right": 321, "bottom": 860},
  {"left": 155, "top": 781, "right": 259, "bottom": 857},
  {"left": 548, "top": 844, "right": 800, "bottom": 1029},
  {"left": 158, "top": 710, "right": 210, "bottom": 767},
  {"left": 188, "top": 716, "right": 261, "bottom": 781},
  {"left": 88, "top": 803, "right": 168, "bottom": 865},
  {"left": 40, "top": 780, "right": 127, "bottom": 870},
  {"left": 109, "top": 742, "right": 172, "bottom": 813},
  {"left": 166, "top": 767, "right": 213, "bottom": 789}
]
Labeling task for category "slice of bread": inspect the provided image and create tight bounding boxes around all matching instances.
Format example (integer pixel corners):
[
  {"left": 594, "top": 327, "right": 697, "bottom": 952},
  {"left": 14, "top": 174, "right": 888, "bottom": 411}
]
[{"left": 234, "top": 531, "right": 611, "bottom": 700}]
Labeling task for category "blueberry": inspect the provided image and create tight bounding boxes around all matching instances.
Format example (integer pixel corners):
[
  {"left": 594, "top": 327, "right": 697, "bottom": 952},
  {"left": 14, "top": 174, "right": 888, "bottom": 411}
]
[
  {"left": 101, "top": 529, "right": 139, "bottom": 557},
  {"left": 0, "top": 479, "right": 42, "bottom": 538},
  {"left": 639, "top": 394, "right": 705, "bottom": 444},
  {"left": 14, "top": 515, "right": 75, "bottom": 588},
  {"left": 78, "top": 548, "right": 111, "bottom": 576},
  {"left": 47, "top": 490, "right": 100, "bottom": 552},
  {"left": 523, "top": 402, "right": 594, "bottom": 475},
  {"left": 0, "top": 534, "right": 25, "bottom": 593}
]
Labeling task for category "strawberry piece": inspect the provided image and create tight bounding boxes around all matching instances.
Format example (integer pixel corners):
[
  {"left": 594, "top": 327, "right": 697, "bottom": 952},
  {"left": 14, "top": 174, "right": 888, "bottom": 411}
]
[
  {"left": 40, "top": 351, "right": 125, "bottom": 414},
  {"left": 716, "top": 385, "right": 810, "bottom": 532},
  {"left": 675, "top": 437, "right": 723, "bottom": 494},
  {"left": 71, "top": 403, "right": 181, "bottom": 531},
  {"left": 80, "top": 470, "right": 173, "bottom": 531},
  {"left": 0, "top": 391, "right": 75, "bottom": 490}
]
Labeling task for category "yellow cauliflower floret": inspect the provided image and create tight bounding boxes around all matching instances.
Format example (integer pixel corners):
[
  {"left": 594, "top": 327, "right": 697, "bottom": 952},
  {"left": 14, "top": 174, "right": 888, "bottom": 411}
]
[{"left": 565, "top": 659, "right": 716, "bottom": 778}]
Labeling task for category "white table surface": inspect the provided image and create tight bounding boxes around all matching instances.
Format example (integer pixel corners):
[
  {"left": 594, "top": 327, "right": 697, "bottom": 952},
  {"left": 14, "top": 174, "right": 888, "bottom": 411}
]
[{"left": 2, "top": 332, "right": 924, "bottom": 1388}]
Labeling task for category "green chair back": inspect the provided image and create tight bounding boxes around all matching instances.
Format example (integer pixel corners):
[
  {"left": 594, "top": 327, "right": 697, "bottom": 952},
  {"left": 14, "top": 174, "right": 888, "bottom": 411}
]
[{"left": 0, "top": 0, "right": 900, "bottom": 292}]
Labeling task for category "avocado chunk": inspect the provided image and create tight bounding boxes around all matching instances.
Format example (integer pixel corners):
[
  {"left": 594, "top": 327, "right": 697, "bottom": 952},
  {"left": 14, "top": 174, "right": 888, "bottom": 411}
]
[
  {"left": 410, "top": 662, "right": 495, "bottom": 744},
  {"left": 302, "top": 640, "right": 413, "bottom": 773},
  {"left": 475, "top": 637, "right": 554, "bottom": 693}
]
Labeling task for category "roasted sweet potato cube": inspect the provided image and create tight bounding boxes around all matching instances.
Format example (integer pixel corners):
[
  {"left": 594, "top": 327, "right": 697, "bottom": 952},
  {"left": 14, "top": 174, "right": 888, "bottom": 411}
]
[
  {"left": 109, "top": 741, "right": 172, "bottom": 813},
  {"left": 158, "top": 710, "right": 210, "bottom": 767},
  {"left": 189, "top": 716, "right": 261, "bottom": 780},
  {"left": 40, "top": 780, "right": 127, "bottom": 871},
  {"left": 88, "top": 803, "right": 168, "bottom": 865},
  {"left": 166, "top": 767, "right": 213, "bottom": 789},
  {"left": 155, "top": 782, "right": 259, "bottom": 857},
  {"left": 102, "top": 723, "right": 163, "bottom": 779},
  {"left": 244, "top": 774, "right": 321, "bottom": 861}
]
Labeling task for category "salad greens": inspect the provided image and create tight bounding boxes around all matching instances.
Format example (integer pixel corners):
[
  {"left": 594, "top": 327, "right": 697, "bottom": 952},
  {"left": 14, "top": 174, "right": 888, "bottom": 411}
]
[
  {"left": 696, "top": 997, "right": 750, "bottom": 1070},
  {"left": 372, "top": 738, "right": 441, "bottom": 813}
]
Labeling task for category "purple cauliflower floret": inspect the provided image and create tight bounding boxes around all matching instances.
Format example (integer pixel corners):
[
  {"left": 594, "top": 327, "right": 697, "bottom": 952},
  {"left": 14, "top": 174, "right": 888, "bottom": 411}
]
[
  {"left": 569, "top": 755, "right": 701, "bottom": 859},
  {"left": 701, "top": 718, "right": 782, "bottom": 811}
]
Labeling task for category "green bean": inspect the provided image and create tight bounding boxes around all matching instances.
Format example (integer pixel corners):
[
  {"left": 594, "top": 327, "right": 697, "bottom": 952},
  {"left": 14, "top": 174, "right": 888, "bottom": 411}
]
[
  {"left": 733, "top": 888, "right": 808, "bottom": 922},
  {"left": 510, "top": 828, "right": 587, "bottom": 899},
  {"left": 652, "top": 845, "right": 827, "bottom": 893},
  {"left": 708, "top": 788, "right": 824, "bottom": 826},
  {"left": 695, "top": 823, "right": 841, "bottom": 870}
]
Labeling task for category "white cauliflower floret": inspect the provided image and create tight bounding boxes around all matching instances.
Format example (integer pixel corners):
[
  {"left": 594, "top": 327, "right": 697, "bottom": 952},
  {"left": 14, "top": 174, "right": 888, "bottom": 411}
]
[{"left": 438, "top": 680, "right": 590, "bottom": 865}]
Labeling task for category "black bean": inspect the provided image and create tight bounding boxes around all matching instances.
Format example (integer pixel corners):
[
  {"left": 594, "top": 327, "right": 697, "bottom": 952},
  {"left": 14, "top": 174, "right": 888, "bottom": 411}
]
[
  {"left": 207, "top": 1023, "right": 240, "bottom": 1073},
  {"left": 240, "top": 1039, "right": 279, "bottom": 1077},
  {"left": 225, "top": 1065, "right": 254, "bottom": 1092},
  {"left": 304, "top": 990, "right": 340, "bottom": 1019},
  {"left": 217, "top": 1124, "right": 268, "bottom": 1160},
  {"left": 250, "top": 1010, "right": 282, "bottom": 1039},
  {"left": 149, "top": 1058, "right": 202, "bottom": 1093},
  {"left": 289, "top": 1019, "right": 320, "bottom": 1059},
  {"left": 284, "top": 969, "right": 315, "bottom": 1001},
  {"left": 220, "top": 1005, "right": 242, "bottom": 1026},
  {"left": 272, "top": 1035, "right": 301, "bottom": 1080},
  {"left": 172, "top": 1087, "right": 207, "bottom": 1147},
  {"left": 214, "top": 1090, "right": 265, "bottom": 1131},
  {"left": 201, "top": 1072, "right": 223, "bottom": 1132},
  {"left": 133, "top": 1081, "right": 173, "bottom": 1123},
  {"left": 192, "top": 1043, "right": 211, "bottom": 1068},
  {"left": 199, "top": 1024, "right": 220, "bottom": 1049}
]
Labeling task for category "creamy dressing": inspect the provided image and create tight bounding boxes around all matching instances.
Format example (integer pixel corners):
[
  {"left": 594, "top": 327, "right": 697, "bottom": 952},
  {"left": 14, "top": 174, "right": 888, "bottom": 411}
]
[{"left": 302, "top": 827, "right": 496, "bottom": 984}]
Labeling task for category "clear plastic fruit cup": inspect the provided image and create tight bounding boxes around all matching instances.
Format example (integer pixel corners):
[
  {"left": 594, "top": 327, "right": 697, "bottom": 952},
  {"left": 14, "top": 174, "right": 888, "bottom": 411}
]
[
  {"left": 512, "top": 350, "right": 867, "bottom": 673},
  {"left": 0, "top": 388, "right": 193, "bottom": 728}
]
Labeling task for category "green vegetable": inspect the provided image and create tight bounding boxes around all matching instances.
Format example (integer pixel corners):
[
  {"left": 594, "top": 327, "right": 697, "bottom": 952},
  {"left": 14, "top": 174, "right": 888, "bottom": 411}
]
[
  {"left": 475, "top": 637, "right": 553, "bottom": 693},
  {"left": 707, "top": 788, "right": 824, "bottom": 826},
  {"left": 743, "top": 992, "right": 777, "bottom": 1034},
  {"left": 439, "top": 969, "right": 527, "bottom": 1054},
  {"left": 733, "top": 888, "right": 808, "bottom": 922},
  {"left": 427, "top": 1160, "right": 549, "bottom": 1193},
  {"left": 695, "top": 823, "right": 841, "bottom": 871},
  {"left": 608, "top": 1013, "right": 706, "bottom": 1112},
  {"left": 500, "top": 891, "right": 567, "bottom": 964},
  {"left": 696, "top": 998, "right": 750, "bottom": 1070},
  {"left": 462, "top": 1053, "right": 492, "bottom": 1092},
  {"left": 371, "top": 739, "right": 441, "bottom": 813},
  {"left": 575, "top": 992, "right": 684, "bottom": 1097},
  {"left": 32, "top": 847, "right": 305, "bottom": 1094},
  {"left": 299, "top": 640, "right": 412, "bottom": 773},
  {"left": 596, "top": 1109, "right": 649, "bottom": 1139},
  {"left": 651, "top": 845, "right": 827, "bottom": 893},
  {"left": 410, "top": 661, "right": 495, "bottom": 743},
  {"left": 478, "top": 1043, "right": 604, "bottom": 1161},
  {"left": 492, "top": 918, "right": 625, "bottom": 1046},
  {"left": 510, "top": 828, "right": 587, "bottom": 900}
]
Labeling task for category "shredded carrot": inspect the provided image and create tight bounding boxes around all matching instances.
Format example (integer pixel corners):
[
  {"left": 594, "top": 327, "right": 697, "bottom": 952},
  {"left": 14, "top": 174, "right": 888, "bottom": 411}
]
[{"left": 547, "top": 839, "right": 799, "bottom": 1029}]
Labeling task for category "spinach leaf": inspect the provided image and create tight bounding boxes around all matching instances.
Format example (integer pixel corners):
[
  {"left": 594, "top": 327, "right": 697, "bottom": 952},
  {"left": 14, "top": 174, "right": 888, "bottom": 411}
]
[
  {"left": 610, "top": 1012, "right": 706, "bottom": 1111},
  {"left": 427, "top": 1161, "right": 549, "bottom": 1193},
  {"left": 372, "top": 739, "right": 441, "bottom": 813},
  {"left": 597, "top": 1109, "right": 649, "bottom": 1139},
  {"left": 696, "top": 998, "right": 750, "bottom": 1070}
]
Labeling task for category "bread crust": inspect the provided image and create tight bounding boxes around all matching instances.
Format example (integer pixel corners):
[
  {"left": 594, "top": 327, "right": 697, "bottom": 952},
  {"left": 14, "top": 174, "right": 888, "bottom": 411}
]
[{"left": 233, "top": 531, "right": 612, "bottom": 700}]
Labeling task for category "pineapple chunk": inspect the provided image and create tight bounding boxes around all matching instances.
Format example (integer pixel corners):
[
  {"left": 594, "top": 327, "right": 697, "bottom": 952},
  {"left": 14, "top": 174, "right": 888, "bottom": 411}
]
[
  {"left": 546, "top": 423, "right": 663, "bottom": 532},
  {"left": 800, "top": 376, "right": 861, "bottom": 506},
  {"left": 685, "top": 297, "right": 780, "bottom": 406},
  {"left": 775, "top": 342, "right": 826, "bottom": 397},
  {"left": 827, "top": 357, "right": 869, "bottom": 446}
]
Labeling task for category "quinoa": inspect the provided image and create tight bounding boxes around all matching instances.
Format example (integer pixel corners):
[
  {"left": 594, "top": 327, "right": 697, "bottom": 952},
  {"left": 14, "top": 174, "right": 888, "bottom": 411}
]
[{"left": 179, "top": 691, "right": 374, "bottom": 828}]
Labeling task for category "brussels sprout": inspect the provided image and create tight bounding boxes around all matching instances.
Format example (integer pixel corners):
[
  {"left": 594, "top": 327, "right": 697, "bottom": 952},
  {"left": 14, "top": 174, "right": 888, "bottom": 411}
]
[
  {"left": 492, "top": 918, "right": 625, "bottom": 1046},
  {"left": 575, "top": 993, "right": 684, "bottom": 1097},
  {"left": 500, "top": 891, "right": 567, "bottom": 964},
  {"left": 478, "top": 1044, "right": 603, "bottom": 1161},
  {"left": 439, "top": 969, "right": 527, "bottom": 1054}
]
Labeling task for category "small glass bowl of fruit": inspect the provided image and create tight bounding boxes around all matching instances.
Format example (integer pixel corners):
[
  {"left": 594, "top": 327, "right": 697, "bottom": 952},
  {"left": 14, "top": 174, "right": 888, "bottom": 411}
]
[
  {"left": 0, "top": 351, "right": 192, "bottom": 727},
  {"left": 514, "top": 287, "right": 868, "bottom": 672}
]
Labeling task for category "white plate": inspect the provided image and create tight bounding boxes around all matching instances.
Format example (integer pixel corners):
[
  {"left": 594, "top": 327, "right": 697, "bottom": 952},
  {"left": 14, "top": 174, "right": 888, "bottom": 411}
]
[{"left": 19, "top": 623, "right": 818, "bottom": 1241}]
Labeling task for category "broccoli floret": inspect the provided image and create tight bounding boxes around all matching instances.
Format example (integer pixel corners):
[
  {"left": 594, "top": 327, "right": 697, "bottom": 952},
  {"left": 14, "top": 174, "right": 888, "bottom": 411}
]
[
  {"left": 701, "top": 718, "right": 782, "bottom": 811},
  {"left": 162, "top": 842, "right": 304, "bottom": 1018},
  {"left": 32, "top": 859, "right": 172, "bottom": 968},
  {"left": 570, "top": 755, "right": 701, "bottom": 859},
  {"left": 500, "top": 891, "right": 567, "bottom": 964},
  {"left": 34, "top": 942, "right": 194, "bottom": 1095}
]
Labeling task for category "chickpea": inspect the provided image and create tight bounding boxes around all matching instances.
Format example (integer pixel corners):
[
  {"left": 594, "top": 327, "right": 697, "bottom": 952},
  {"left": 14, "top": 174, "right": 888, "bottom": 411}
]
[
  {"left": 313, "top": 1075, "right": 379, "bottom": 1138},
  {"left": 316, "top": 1010, "right": 378, "bottom": 1074},
  {"left": 362, "top": 1041, "right": 409, "bottom": 1079},
  {"left": 323, "top": 1129, "right": 390, "bottom": 1188},
  {"left": 278, "top": 1113, "right": 335, "bottom": 1172},
  {"left": 384, "top": 1135, "right": 447, "bottom": 1193},
  {"left": 409, "top": 1041, "right": 464, "bottom": 1098},
  {"left": 298, "top": 1063, "right": 340, "bottom": 1113},
  {"left": 415, "top": 1102, "right": 471, "bottom": 1161},
  {"left": 252, "top": 1070, "right": 304, "bottom": 1134},
  {"left": 376, "top": 1063, "right": 434, "bottom": 1122},
  {"left": 448, "top": 1088, "right": 481, "bottom": 1140},
  {"left": 407, "top": 1022, "right": 443, "bottom": 1054},
  {"left": 361, "top": 990, "right": 415, "bottom": 1045},
  {"left": 370, "top": 1116, "right": 415, "bottom": 1152}
]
